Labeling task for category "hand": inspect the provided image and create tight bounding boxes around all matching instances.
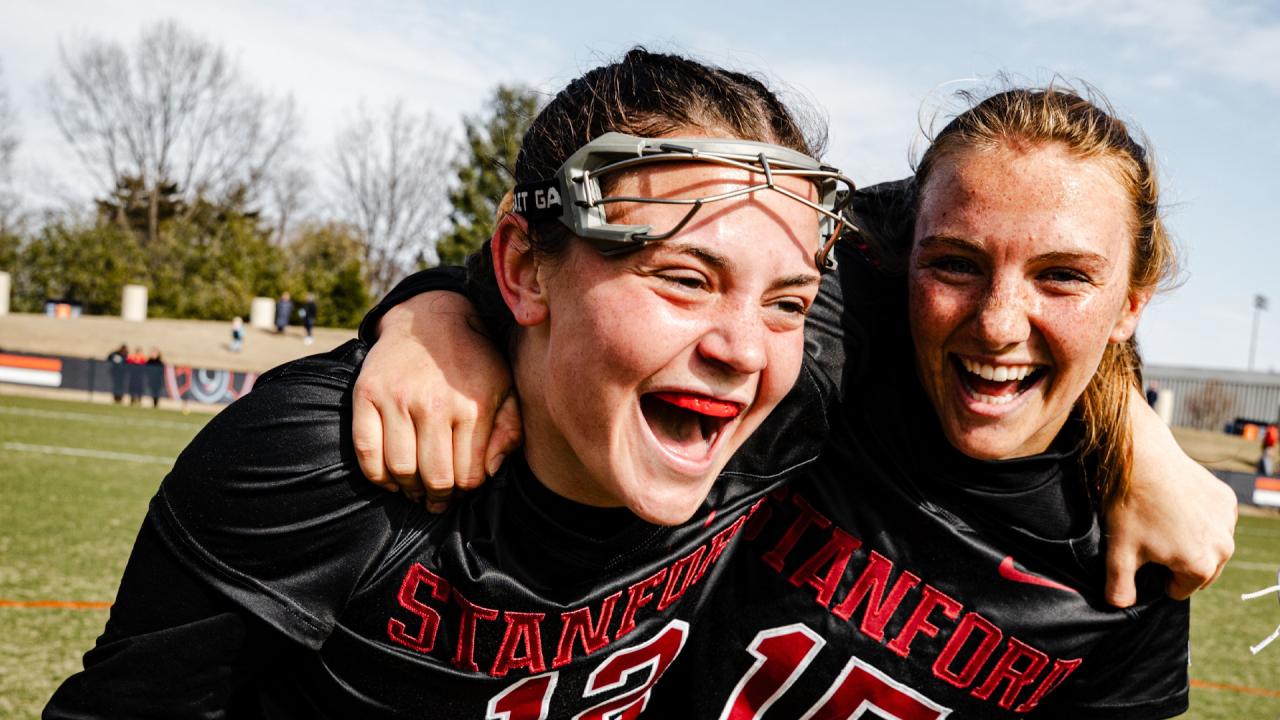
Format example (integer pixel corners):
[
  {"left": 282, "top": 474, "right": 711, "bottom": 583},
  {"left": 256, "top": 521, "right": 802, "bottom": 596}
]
[
  {"left": 351, "top": 291, "right": 522, "bottom": 511},
  {"left": 1103, "top": 392, "right": 1237, "bottom": 607}
]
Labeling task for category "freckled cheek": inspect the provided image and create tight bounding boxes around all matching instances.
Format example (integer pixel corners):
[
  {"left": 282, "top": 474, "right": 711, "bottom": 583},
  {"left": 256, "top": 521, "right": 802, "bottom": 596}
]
[
  {"left": 910, "top": 283, "right": 969, "bottom": 351},
  {"left": 759, "top": 335, "right": 805, "bottom": 402},
  {"left": 906, "top": 282, "right": 933, "bottom": 343},
  {"left": 549, "top": 340, "right": 645, "bottom": 423},
  {"left": 578, "top": 305, "right": 674, "bottom": 374},
  {"left": 1038, "top": 302, "right": 1118, "bottom": 372}
]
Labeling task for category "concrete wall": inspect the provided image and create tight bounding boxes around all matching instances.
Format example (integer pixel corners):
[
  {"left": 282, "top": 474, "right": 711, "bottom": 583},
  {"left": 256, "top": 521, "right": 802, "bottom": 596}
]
[{"left": 1145, "top": 364, "right": 1280, "bottom": 429}]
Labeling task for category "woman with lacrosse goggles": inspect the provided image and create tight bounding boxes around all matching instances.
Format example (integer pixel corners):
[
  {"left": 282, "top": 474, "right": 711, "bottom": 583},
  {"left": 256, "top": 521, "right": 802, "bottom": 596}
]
[{"left": 46, "top": 49, "right": 852, "bottom": 718}]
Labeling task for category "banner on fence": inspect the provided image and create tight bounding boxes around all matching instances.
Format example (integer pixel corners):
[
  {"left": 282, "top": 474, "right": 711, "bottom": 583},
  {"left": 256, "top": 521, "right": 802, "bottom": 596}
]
[
  {"left": 0, "top": 349, "right": 256, "bottom": 406},
  {"left": 0, "top": 353, "right": 63, "bottom": 387}
]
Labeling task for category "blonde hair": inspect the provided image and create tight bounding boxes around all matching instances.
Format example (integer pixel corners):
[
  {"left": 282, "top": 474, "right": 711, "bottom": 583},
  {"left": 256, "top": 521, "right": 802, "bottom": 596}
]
[{"left": 915, "top": 83, "right": 1178, "bottom": 506}]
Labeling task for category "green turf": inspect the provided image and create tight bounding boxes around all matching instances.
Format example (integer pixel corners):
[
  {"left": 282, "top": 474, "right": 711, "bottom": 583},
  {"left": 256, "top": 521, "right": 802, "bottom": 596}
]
[
  {"left": 2, "top": 393, "right": 1278, "bottom": 718},
  {"left": 0, "top": 394, "right": 208, "bottom": 717},
  {"left": 1187, "top": 514, "right": 1280, "bottom": 717}
]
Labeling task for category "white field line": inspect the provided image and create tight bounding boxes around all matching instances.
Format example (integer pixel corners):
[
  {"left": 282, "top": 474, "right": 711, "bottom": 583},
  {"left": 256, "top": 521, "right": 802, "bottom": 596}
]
[
  {"left": 1231, "top": 561, "right": 1280, "bottom": 572},
  {"left": 0, "top": 405, "right": 202, "bottom": 431},
  {"left": 1237, "top": 526, "right": 1280, "bottom": 539},
  {"left": 2, "top": 441, "right": 174, "bottom": 466}
]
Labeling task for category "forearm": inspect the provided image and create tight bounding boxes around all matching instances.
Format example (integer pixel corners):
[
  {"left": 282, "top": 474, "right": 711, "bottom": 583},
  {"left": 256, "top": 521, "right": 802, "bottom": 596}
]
[
  {"left": 359, "top": 265, "right": 469, "bottom": 343},
  {"left": 1103, "top": 386, "right": 1237, "bottom": 605}
]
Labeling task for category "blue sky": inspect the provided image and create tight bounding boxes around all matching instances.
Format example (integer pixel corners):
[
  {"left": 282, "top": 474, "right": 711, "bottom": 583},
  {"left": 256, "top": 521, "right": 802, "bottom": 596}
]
[{"left": 2, "top": 0, "right": 1277, "bottom": 370}]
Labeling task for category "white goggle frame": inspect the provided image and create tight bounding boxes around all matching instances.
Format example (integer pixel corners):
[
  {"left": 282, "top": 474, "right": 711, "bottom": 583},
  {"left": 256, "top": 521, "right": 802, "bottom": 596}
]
[{"left": 511, "top": 132, "right": 856, "bottom": 269}]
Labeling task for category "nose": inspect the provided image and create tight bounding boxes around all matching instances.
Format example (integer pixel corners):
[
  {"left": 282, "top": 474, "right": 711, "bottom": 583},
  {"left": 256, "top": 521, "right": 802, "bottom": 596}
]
[
  {"left": 974, "top": 275, "right": 1032, "bottom": 350},
  {"left": 697, "top": 297, "right": 768, "bottom": 376}
]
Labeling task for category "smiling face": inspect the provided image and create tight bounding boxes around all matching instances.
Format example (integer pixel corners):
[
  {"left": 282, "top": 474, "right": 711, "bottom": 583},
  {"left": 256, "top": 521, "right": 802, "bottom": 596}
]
[
  {"left": 908, "top": 141, "right": 1149, "bottom": 460},
  {"left": 502, "top": 159, "right": 822, "bottom": 525}
]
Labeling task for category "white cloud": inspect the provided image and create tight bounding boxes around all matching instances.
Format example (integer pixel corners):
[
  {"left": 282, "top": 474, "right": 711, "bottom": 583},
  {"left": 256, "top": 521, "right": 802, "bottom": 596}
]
[
  {"left": 766, "top": 58, "right": 924, "bottom": 185},
  {"left": 1008, "top": 0, "right": 1280, "bottom": 92}
]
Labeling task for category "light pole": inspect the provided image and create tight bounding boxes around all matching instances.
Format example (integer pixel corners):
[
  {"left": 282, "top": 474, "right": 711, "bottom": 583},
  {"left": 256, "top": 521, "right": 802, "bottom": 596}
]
[{"left": 1250, "top": 294, "right": 1268, "bottom": 371}]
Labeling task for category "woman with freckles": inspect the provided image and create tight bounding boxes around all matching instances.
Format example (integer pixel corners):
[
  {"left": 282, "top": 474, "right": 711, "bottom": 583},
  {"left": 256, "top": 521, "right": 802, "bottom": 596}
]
[
  {"left": 355, "top": 84, "right": 1230, "bottom": 717},
  {"left": 46, "top": 49, "right": 851, "bottom": 718}
]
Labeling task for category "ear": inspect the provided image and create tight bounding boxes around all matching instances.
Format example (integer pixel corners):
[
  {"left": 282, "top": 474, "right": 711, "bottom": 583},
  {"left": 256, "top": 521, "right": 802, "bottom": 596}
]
[
  {"left": 493, "top": 213, "right": 549, "bottom": 327},
  {"left": 1109, "top": 288, "right": 1153, "bottom": 344}
]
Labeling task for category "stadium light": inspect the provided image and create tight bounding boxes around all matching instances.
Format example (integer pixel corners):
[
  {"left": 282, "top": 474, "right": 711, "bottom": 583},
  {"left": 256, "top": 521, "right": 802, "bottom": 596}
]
[{"left": 1251, "top": 294, "right": 1269, "bottom": 371}]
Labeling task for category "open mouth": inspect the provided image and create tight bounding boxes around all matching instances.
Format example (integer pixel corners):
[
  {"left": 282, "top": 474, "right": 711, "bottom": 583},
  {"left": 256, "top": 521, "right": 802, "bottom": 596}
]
[
  {"left": 952, "top": 355, "right": 1047, "bottom": 406},
  {"left": 639, "top": 391, "right": 743, "bottom": 461}
]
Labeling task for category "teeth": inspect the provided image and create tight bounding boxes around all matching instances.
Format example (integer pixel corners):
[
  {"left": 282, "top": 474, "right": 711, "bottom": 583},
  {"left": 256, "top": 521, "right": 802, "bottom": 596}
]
[
  {"left": 970, "top": 391, "right": 1017, "bottom": 405},
  {"left": 959, "top": 357, "right": 1037, "bottom": 382}
]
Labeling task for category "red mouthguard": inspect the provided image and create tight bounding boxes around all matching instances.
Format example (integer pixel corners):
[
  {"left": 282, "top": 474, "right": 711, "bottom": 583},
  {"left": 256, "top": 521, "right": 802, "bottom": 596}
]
[{"left": 651, "top": 392, "right": 742, "bottom": 418}]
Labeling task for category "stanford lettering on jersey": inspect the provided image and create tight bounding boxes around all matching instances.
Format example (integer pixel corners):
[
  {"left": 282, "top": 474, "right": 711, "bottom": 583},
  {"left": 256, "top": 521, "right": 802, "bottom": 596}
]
[
  {"left": 744, "top": 487, "right": 1082, "bottom": 713},
  {"left": 385, "top": 504, "right": 759, "bottom": 678}
]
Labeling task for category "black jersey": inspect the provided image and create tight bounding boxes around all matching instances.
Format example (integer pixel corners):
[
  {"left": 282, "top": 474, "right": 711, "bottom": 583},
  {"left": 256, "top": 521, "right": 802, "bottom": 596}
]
[
  {"left": 46, "top": 334, "right": 834, "bottom": 719},
  {"left": 643, "top": 222, "right": 1190, "bottom": 718},
  {"left": 643, "top": 407, "right": 1189, "bottom": 718}
]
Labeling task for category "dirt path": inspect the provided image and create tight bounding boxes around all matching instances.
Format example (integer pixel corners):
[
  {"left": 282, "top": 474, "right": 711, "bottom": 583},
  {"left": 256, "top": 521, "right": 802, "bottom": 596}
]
[{"left": 0, "top": 312, "right": 356, "bottom": 373}]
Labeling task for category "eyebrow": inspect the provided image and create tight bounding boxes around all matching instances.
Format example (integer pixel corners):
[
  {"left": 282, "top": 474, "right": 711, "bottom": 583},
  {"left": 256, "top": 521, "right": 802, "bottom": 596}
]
[
  {"left": 915, "top": 235, "right": 981, "bottom": 253},
  {"left": 916, "top": 235, "right": 1110, "bottom": 267},
  {"left": 662, "top": 242, "right": 821, "bottom": 290},
  {"left": 1033, "top": 250, "right": 1111, "bottom": 268},
  {"left": 772, "top": 273, "right": 822, "bottom": 290}
]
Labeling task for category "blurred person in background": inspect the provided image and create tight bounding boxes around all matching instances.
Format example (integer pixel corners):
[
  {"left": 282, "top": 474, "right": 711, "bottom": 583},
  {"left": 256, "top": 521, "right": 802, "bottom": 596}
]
[
  {"left": 1262, "top": 423, "right": 1278, "bottom": 476},
  {"left": 126, "top": 347, "right": 147, "bottom": 405},
  {"left": 230, "top": 316, "right": 244, "bottom": 353},
  {"left": 301, "top": 292, "right": 317, "bottom": 346},
  {"left": 275, "top": 291, "right": 292, "bottom": 334},
  {"left": 106, "top": 343, "right": 127, "bottom": 403},
  {"left": 146, "top": 348, "right": 165, "bottom": 408}
]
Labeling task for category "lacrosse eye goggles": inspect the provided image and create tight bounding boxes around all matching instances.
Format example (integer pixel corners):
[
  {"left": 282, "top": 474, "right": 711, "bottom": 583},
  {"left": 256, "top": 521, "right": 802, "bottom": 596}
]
[{"left": 510, "top": 132, "right": 857, "bottom": 270}]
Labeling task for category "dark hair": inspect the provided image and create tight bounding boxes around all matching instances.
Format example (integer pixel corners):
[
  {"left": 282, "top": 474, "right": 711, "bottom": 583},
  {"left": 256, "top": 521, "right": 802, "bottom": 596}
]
[
  {"left": 467, "top": 47, "right": 825, "bottom": 344},
  {"left": 913, "top": 83, "right": 1177, "bottom": 506}
]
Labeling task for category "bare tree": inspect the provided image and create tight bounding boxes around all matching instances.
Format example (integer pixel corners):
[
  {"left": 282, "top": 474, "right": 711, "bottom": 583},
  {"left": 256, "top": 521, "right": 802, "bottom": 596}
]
[
  {"left": 1185, "top": 380, "right": 1236, "bottom": 431},
  {"left": 266, "top": 162, "right": 312, "bottom": 244},
  {"left": 0, "top": 59, "right": 19, "bottom": 235},
  {"left": 46, "top": 20, "right": 299, "bottom": 244},
  {"left": 329, "top": 100, "right": 452, "bottom": 297}
]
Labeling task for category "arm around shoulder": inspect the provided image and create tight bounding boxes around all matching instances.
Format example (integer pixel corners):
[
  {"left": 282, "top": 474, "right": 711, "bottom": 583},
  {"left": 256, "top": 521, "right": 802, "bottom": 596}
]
[
  {"left": 1104, "top": 389, "right": 1237, "bottom": 606},
  {"left": 351, "top": 266, "right": 521, "bottom": 506}
]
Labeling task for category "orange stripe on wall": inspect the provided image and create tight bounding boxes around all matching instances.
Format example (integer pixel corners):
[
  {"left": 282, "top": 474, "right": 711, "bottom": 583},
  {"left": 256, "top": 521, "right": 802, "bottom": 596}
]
[
  {"left": 0, "top": 353, "right": 63, "bottom": 372},
  {"left": 1257, "top": 478, "right": 1280, "bottom": 491},
  {"left": 0, "top": 599, "right": 111, "bottom": 610}
]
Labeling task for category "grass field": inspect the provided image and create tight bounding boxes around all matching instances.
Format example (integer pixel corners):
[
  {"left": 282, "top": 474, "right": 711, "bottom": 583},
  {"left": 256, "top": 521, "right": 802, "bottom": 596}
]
[
  {"left": 2, "top": 393, "right": 1278, "bottom": 718},
  {"left": 0, "top": 394, "right": 208, "bottom": 717}
]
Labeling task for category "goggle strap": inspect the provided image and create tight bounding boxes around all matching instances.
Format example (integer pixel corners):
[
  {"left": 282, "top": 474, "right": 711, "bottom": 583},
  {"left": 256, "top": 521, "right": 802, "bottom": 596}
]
[{"left": 511, "top": 179, "right": 565, "bottom": 223}]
